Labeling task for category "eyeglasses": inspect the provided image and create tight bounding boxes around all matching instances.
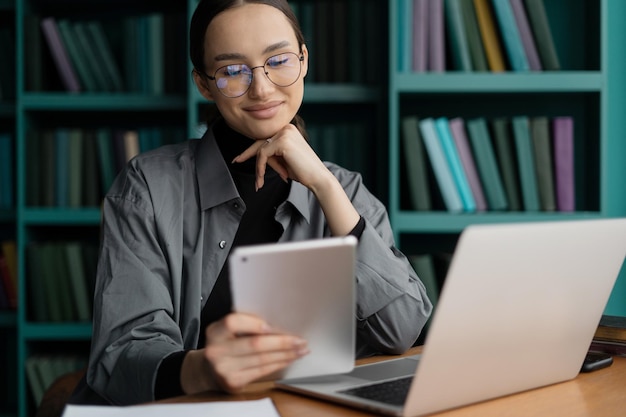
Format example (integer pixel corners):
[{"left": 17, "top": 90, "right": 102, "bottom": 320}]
[{"left": 204, "top": 52, "right": 304, "bottom": 98}]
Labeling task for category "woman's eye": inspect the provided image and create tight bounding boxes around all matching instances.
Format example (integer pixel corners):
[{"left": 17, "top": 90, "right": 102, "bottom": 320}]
[
  {"left": 267, "top": 55, "right": 289, "bottom": 68},
  {"left": 221, "top": 65, "right": 247, "bottom": 77}
]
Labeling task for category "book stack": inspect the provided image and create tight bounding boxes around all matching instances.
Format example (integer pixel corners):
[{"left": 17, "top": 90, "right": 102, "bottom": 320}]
[
  {"left": 32, "top": 13, "right": 186, "bottom": 93},
  {"left": 405, "top": 0, "right": 560, "bottom": 72},
  {"left": 26, "top": 126, "right": 185, "bottom": 208},
  {"left": 590, "top": 315, "right": 626, "bottom": 357},
  {"left": 401, "top": 115, "right": 575, "bottom": 212}
]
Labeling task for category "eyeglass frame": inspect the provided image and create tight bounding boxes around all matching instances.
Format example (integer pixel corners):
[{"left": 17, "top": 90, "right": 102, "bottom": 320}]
[{"left": 198, "top": 52, "right": 305, "bottom": 98}]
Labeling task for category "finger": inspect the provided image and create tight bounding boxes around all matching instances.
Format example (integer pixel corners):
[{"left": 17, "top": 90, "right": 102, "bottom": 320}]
[
  {"left": 266, "top": 157, "right": 290, "bottom": 183},
  {"left": 217, "top": 357, "right": 300, "bottom": 393},
  {"left": 206, "top": 312, "right": 272, "bottom": 343}
]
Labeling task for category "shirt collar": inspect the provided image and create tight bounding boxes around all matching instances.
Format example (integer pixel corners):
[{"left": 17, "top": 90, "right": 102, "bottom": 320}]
[{"left": 194, "top": 122, "right": 312, "bottom": 223}]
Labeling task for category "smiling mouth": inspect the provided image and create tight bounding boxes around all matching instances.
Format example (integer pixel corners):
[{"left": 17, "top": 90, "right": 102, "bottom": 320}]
[{"left": 244, "top": 102, "right": 282, "bottom": 118}]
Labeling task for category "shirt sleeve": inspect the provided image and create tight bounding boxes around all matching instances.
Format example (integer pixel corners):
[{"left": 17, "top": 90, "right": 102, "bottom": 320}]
[{"left": 331, "top": 166, "right": 433, "bottom": 357}]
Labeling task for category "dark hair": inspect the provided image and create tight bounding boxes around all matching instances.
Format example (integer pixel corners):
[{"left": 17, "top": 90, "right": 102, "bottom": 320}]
[{"left": 190, "top": 0, "right": 308, "bottom": 139}]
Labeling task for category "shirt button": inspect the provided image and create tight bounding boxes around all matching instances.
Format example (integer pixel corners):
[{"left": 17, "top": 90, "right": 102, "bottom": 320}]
[
  {"left": 219, "top": 240, "right": 227, "bottom": 249},
  {"left": 233, "top": 203, "right": 240, "bottom": 209}
]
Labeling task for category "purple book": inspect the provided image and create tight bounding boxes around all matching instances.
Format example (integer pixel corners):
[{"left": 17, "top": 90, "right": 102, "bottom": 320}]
[
  {"left": 41, "top": 17, "right": 81, "bottom": 92},
  {"left": 412, "top": 0, "right": 429, "bottom": 72},
  {"left": 449, "top": 118, "right": 488, "bottom": 211},
  {"left": 552, "top": 117, "right": 575, "bottom": 211},
  {"left": 509, "top": 0, "right": 542, "bottom": 71},
  {"left": 428, "top": 0, "right": 445, "bottom": 72}
]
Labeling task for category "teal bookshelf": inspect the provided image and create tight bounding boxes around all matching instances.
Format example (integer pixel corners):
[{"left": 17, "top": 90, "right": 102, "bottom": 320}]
[{"left": 388, "top": 0, "right": 626, "bottom": 316}]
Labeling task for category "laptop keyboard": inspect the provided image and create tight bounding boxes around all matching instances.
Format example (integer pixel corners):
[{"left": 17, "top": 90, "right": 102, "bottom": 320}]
[{"left": 338, "top": 376, "right": 413, "bottom": 406}]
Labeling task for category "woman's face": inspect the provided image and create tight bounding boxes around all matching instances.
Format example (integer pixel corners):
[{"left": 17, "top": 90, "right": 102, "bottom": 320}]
[{"left": 201, "top": 3, "right": 308, "bottom": 140}]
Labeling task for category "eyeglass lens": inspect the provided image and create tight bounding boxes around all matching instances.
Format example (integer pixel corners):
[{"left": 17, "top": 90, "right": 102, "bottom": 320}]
[{"left": 213, "top": 52, "right": 302, "bottom": 97}]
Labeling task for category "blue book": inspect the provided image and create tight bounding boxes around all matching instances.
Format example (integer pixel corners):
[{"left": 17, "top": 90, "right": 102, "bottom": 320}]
[
  {"left": 491, "top": 0, "right": 530, "bottom": 71},
  {"left": 434, "top": 117, "right": 476, "bottom": 212},
  {"left": 419, "top": 118, "right": 463, "bottom": 212},
  {"left": 0, "top": 133, "right": 13, "bottom": 208}
]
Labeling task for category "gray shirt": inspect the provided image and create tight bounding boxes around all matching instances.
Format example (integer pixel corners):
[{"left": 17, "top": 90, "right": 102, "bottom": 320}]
[{"left": 87, "top": 126, "right": 432, "bottom": 405}]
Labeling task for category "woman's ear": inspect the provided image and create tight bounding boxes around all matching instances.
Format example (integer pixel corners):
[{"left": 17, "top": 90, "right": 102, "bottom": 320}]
[
  {"left": 192, "top": 69, "right": 215, "bottom": 101},
  {"left": 300, "top": 44, "right": 309, "bottom": 79}
]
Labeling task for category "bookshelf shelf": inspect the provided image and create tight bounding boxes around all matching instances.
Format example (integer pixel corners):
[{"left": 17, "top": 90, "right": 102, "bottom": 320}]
[
  {"left": 21, "top": 208, "right": 101, "bottom": 225},
  {"left": 21, "top": 323, "right": 92, "bottom": 340},
  {"left": 21, "top": 94, "right": 187, "bottom": 111},
  {"left": 394, "top": 72, "right": 604, "bottom": 92}
]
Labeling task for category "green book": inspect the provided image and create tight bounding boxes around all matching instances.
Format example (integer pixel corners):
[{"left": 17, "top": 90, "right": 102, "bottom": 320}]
[
  {"left": 85, "top": 21, "right": 125, "bottom": 92},
  {"left": 64, "top": 242, "right": 91, "bottom": 322},
  {"left": 73, "top": 21, "right": 110, "bottom": 91},
  {"left": 148, "top": 13, "right": 165, "bottom": 95},
  {"left": 512, "top": 116, "right": 540, "bottom": 211},
  {"left": 530, "top": 116, "right": 556, "bottom": 211},
  {"left": 96, "top": 128, "right": 116, "bottom": 194},
  {"left": 444, "top": 0, "right": 473, "bottom": 71},
  {"left": 82, "top": 129, "right": 102, "bottom": 207},
  {"left": 523, "top": 0, "right": 561, "bottom": 70},
  {"left": 461, "top": 0, "right": 489, "bottom": 71},
  {"left": 56, "top": 19, "right": 97, "bottom": 92},
  {"left": 491, "top": 118, "right": 522, "bottom": 211},
  {"left": 466, "top": 118, "right": 508, "bottom": 210},
  {"left": 40, "top": 129, "right": 56, "bottom": 207},
  {"left": 67, "top": 129, "right": 83, "bottom": 208}
]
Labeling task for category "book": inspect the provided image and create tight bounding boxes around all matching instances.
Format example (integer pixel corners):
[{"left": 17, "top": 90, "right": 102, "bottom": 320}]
[
  {"left": 85, "top": 21, "right": 125, "bottom": 92},
  {"left": 552, "top": 117, "right": 575, "bottom": 212},
  {"left": 530, "top": 117, "right": 556, "bottom": 211},
  {"left": 434, "top": 117, "right": 476, "bottom": 212},
  {"left": 428, "top": 0, "right": 446, "bottom": 72},
  {"left": 40, "top": 129, "right": 57, "bottom": 207},
  {"left": 64, "top": 243, "right": 91, "bottom": 322},
  {"left": 509, "top": 0, "right": 542, "bottom": 71},
  {"left": 82, "top": 130, "right": 102, "bottom": 207},
  {"left": 419, "top": 118, "right": 463, "bottom": 212},
  {"left": 55, "top": 129, "right": 70, "bottom": 207},
  {"left": 594, "top": 315, "right": 626, "bottom": 343},
  {"left": 96, "top": 128, "right": 116, "bottom": 194},
  {"left": 491, "top": 118, "right": 522, "bottom": 211},
  {"left": 465, "top": 118, "right": 508, "bottom": 210},
  {"left": 0, "top": 133, "right": 13, "bottom": 208},
  {"left": 26, "top": 243, "right": 49, "bottom": 322},
  {"left": 56, "top": 19, "right": 98, "bottom": 92},
  {"left": 123, "top": 130, "right": 140, "bottom": 162},
  {"left": 148, "top": 13, "right": 165, "bottom": 94},
  {"left": 68, "top": 129, "right": 84, "bottom": 208},
  {"left": 511, "top": 116, "right": 540, "bottom": 211},
  {"left": 523, "top": 0, "right": 560, "bottom": 70},
  {"left": 461, "top": 0, "right": 488, "bottom": 72},
  {"left": 412, "top": 0, "right": 429, "bottom": 72},
  {"left": 490, "top": 0, "right": 530, "bottom": 71},
  {"left": 449, "top": 118, "right": 488, "bottom": 211},
  {"left": 73, "top": 21, "right": 110, "bottom": 91},
  {"left": 40, "top": 17, "right": 81, "bottom": 92},
  {"left": 401, "top": 116, "right": 432, "bottom": 211},
  {"left": 473, "top": 0, "right": 506, "bottom": 72},
  {"left": 444, "top": 0, "right": 473, "bottom": 71}
]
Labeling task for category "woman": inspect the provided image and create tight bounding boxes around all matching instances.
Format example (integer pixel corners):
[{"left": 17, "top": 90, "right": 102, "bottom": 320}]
[{"left": 72, "top": 0, "right": 431, "bottom": 405}]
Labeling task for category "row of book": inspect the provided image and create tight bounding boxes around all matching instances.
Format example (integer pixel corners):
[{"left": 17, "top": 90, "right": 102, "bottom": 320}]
[
  {"left": 0, "top": 240, "right": 17, "bottom": 311},
  {"left": 407, "top": 0, "right": 560, "bottom": 72},
  {"left": 289, "top": 0, "right": 383, "bottom": 84},
  {"left": 26, "top": 241, "right": 98, "bottom": 323},
  {"left": 591, "top": 315, "right": 626, "bottom": 357},
  {"left": 0, "top": 26, "right": 15, "bottom": 100},
  {"left": 27, "top": 12, "right": 186, "bottom": 94},
  {"left": 26, "top": 126, "right": 186, "bottom": 208},
  {"left": 401, "top": 115, "right": 575, "bottom": 212},
  {"left": 0, "top": 133, "right": 13, "bottom": 209},
  {"left": 26, "top": 354, "right": 87, "bottom": 407}
]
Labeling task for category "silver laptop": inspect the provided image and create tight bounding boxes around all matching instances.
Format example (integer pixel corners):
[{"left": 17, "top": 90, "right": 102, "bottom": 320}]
[
  {"left": 229, "top": 235, "right": 358, "bottom": 380},
  {"left": 277, "top": 219, "right": 626, "bottom": 416}
]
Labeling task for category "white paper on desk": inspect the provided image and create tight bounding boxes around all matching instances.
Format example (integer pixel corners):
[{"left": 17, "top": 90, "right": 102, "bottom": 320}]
[{"left": 61, "top": 398, "right": 280, "bottom": 417}]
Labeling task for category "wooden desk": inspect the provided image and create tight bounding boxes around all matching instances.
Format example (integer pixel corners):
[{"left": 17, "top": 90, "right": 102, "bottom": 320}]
[{"left": 163, "top": 347, "right": 626, "bottom": 416}]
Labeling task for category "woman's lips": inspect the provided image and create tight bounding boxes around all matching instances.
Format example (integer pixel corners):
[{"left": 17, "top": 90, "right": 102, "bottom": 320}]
[{"left": 244, "top": 101, "right": 283, "bottom": 119}]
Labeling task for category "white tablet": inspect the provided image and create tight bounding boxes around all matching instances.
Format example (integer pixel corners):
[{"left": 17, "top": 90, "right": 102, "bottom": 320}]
[{"left": 229, "top": 236, "right": 357, "bottom": 380}]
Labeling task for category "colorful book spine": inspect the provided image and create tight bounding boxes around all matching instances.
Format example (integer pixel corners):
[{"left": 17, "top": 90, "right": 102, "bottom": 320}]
[
  {"left": 473, "top": 0, "right": 506, "bottom": 72},
  {"left": 412, "top": 0, "right": 429, "bottom": 72},
  {"left": 461, "top": 0, "right": 488, "bottom": 72},
  {"left": 435, "top": 117, "right": 476, "bottom": 212},
  {"left": 530, "top": 117, "right": 556, "bottom": 211},
  {"left": 491, "top": 118, "right": 522, "bottom": 211},
  {"left": 552, "top": 117, "right": 575, "bottom": 211},
  {"left": 490, "top": 0, "right": 530, "bottom": 71},
  {"left": 512, "top": 116, "right": 540, "bottom": 211},
  {"left": 40, "top": 17, "right": 81, "bottom": 92},
  {"left": 401, "top": 116, "right": 432, "bottom": 211},
  {"left": 466, "top": 118, "right": 508, "bottom": 210},
  {"left": 523, "top": 0, "right": 561, "bottom": 70},
  {"left": 444, "top": 0, "right": 473, "bottom": 71},
  {"left": 419, "top": 118, "right": 463, "bottom": 212},
  {"left": 428, "top": 0, "right": 446, "bottom": 72},
  {"left": 509, "top": 0, "right": 542, "bottom": 71},
  {"left": 449, "top": 118, "right": 488, "bottom": 211}
]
